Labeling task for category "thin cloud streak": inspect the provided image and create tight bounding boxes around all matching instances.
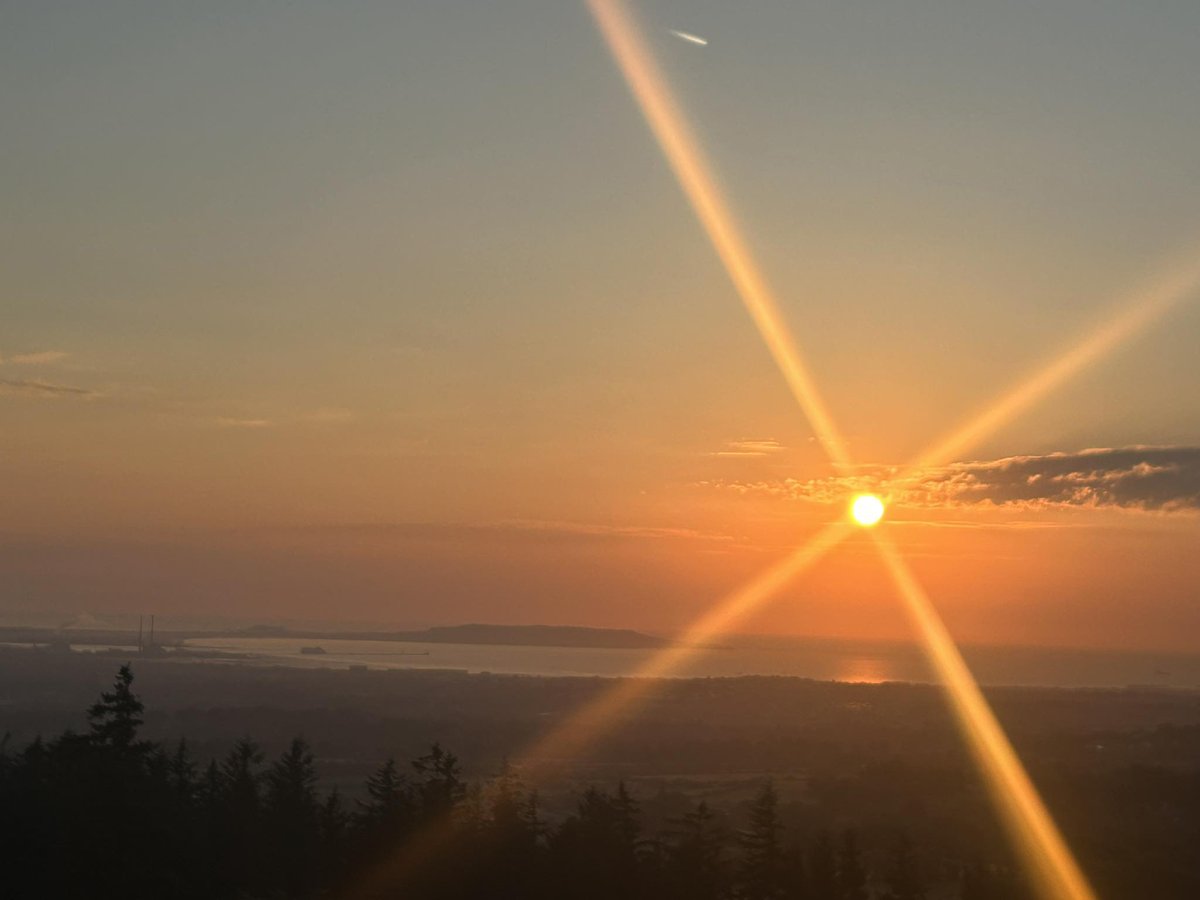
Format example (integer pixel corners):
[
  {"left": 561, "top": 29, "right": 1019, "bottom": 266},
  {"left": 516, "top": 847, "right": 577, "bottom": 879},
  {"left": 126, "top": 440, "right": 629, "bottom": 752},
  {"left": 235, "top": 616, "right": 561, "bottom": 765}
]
[
  {"left": 0, "top": 378, "right": 93, "bottom": 397},
  {"left": 1, "top": 350, "right": 70, "bottom": 366},
  {"left": 282, "top": 519, "right": 734, "bottom": 545},
  {"left": 211, "top": 417, "right": 274, "bottom": 429},
  {"left": 713, "top": 438, "right": 786, "bottom": 457}
]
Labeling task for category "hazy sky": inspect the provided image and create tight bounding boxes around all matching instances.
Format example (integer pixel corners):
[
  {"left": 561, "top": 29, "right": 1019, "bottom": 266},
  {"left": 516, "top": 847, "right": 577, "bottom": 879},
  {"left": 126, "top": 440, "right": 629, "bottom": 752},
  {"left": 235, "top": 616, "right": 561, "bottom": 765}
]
[{"left": 4, "top": 1, "right": 1200, "bottom": 650}]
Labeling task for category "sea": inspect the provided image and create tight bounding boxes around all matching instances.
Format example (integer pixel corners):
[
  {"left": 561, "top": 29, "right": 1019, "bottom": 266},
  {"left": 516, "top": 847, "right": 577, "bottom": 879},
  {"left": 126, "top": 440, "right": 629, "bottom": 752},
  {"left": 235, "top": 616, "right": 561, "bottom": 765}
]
[{"left": 175, "top": 634, "right": 1200, "bottom": 691}]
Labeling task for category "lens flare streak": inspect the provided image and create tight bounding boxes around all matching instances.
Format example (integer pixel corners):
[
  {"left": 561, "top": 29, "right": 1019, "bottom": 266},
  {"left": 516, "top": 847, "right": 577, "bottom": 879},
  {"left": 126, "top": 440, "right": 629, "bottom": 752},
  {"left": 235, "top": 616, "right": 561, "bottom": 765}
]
[
  {"left": 344, "top": 520, "right": 852, "bottom": 898},
  {"left": 587, "top": 0, "right": 851, "bottom": 469},
  {"left": 350, "top": 5, "right": 1196, "bottom": 898},
  {"left": 872, "top": 533, "right": 1096, "bottom": 900},
  {"left": 585, "top": 3, "right": 1105, "bottom": 898},
  {"left": 517, "top": 519, "right": 852, "bottom": 773},
  {"left": 910, "top": 254, "right": 1200, "bottom": 473}
]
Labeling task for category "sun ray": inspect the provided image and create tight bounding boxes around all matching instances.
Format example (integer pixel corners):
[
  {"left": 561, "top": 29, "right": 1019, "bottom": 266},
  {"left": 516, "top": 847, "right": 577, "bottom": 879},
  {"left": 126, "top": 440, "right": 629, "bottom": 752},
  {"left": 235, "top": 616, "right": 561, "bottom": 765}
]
[
  {"left": 907, "top": 253, "right": 1200, "bottom": 474},
  {"left": 586, "top": 0, "right": 851, "bottom": 470},
  {"left": 349, "top": 5, "right": 1199, "bottom": 898},
  {"left": 516, "top": 519, "right": 853, "bottom": 775},
  {"left": 583, "top": 4, "right": 1104, "bottom": 899},
  {"left": 872, "top": 532, "right": 1096, "bottom": 900},
  {"left": 344, "top": 520, "right": 852, "bottom": 898}
]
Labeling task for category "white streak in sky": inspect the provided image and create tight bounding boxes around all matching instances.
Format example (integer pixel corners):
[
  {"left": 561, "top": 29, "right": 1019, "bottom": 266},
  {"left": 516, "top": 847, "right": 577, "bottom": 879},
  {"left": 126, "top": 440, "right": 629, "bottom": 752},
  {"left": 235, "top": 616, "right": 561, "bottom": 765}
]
[{"left": 668, "top": 29, "right": 708, "bottom": 46}]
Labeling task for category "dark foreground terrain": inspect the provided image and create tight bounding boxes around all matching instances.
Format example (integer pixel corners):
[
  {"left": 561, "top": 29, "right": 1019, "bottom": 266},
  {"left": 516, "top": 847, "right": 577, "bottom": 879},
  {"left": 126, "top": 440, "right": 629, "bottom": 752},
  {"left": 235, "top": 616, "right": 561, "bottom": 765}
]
[{"left": 1, "top": 648, "right": 1198, "bottom": 898}]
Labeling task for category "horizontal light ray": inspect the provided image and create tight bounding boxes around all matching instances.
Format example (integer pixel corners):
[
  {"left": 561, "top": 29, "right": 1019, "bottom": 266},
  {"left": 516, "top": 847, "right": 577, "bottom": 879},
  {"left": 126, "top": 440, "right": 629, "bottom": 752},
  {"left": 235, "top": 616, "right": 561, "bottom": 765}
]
[
  {"left": 872, "top": 533, "right": 1096, "bottom": 900},
  {"left": 908, "top": 254, "right": 1200, "bottom": 474},
  {"left": 588, "top": 0, "right": 851, "bottom": 470},
  {"left": 517, "top": 519, "right": 852, "bottom": 774}
]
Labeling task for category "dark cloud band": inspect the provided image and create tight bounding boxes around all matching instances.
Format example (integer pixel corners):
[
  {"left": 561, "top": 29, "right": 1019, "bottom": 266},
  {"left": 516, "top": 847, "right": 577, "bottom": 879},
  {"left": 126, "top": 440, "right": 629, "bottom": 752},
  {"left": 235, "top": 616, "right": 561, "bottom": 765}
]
[{"left": 704, "top": 446, "right": 1200, "bottom": 512}]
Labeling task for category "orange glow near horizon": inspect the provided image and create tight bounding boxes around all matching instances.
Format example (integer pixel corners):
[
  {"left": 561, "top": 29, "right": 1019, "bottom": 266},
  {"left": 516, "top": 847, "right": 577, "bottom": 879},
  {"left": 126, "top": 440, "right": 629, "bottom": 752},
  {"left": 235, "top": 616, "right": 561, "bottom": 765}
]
[
  {"left": 584, "top": 3, "right": 1101, "bottom": 898},
  {"left": 872, "top": 533, "right": 1096, "bottom": 900},
  {"left": 349, "top": 4, "right": 1197, "bottom": 897},
  {"left": 515, "top": 519, "right": 852, "bottom": 775},
  {"left": 346, "top": 519, "right": 853, "bottom": 898},
  {"left": 585, "top": 0, "right": 851, "bottom": 470}
]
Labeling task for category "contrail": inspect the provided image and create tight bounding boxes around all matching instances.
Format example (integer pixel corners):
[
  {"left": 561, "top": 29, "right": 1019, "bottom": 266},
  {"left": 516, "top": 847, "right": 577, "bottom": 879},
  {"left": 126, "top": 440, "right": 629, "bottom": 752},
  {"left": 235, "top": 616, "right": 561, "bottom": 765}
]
[{"left": 669, "top": 29, "right": 708, "bottom": 46}]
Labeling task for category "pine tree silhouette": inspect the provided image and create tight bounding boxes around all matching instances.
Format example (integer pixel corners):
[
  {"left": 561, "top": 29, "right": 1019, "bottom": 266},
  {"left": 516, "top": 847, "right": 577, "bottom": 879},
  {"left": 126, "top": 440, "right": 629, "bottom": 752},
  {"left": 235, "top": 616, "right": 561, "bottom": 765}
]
[
  {"left": 664, "top": 800, "right": 728, "bottom": 900},
  {"left": 217, "top": 737, "right": 264, "bottom": 893},
  {"left": 550, "top": 784, "right": 644, "bottom": 899},
  {"left": 265, "top": 737, "right": 321, "bottom": 895},
  {"left": 87, "top": 663, "right": 145, "bottom": 753},
  {"left": 809, "top": 830, "right": 838, "bottom": 899},
  {"left": 837, "top": 828, "right": 868, "bottom": 900},
  {"left": 738, "top": 780, "right": 786, "bottom": 900},
  {"left": 883, "top": 833, "right": 925, "bottom": 900},
  {"left": 412, "top": 741, "right": 465, "bottom": 824}
]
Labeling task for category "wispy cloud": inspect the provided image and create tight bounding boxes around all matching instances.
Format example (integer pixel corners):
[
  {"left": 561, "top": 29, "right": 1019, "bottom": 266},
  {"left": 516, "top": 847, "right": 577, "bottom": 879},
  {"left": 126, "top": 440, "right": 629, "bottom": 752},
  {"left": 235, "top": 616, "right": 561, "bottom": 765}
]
[
  {"left": 286, "top": 519, "right": 733, "bottom": 544},
  {"left": 702, "top": 446, "right": 1200, "bottom": 513},
  {"left": 0, "top": 378, "right": 94, "bottom": 398},
  {"left": 713, "top": 439, "right": 786, "bottom": 458},
  {"left": 0, "top": 350, "right": 70, "bottom": 366},
  {"left": 498, "top": 519, "right": 732, "bottom": 542},
  {"left": 302, "top": 407, "right": 355, "bottom": 424},
  {"left": 212, "top": 417, "right": 273, "bottom": 429},
  {"left": 207, "top": 409, "right": 355, "bottom": 428}
]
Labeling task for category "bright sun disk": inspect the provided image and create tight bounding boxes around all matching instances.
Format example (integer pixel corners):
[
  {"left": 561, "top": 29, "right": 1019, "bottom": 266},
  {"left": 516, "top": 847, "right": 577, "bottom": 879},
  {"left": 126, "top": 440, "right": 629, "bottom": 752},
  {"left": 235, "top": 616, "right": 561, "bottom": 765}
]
[{"left": 851, "top": 493, "right": 885, "bottom": 527}]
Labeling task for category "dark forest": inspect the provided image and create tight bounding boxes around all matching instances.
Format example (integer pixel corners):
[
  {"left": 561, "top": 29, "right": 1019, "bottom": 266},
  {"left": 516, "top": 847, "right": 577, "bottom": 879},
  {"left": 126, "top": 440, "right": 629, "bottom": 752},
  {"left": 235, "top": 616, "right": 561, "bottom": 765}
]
[{"left": 3, "top": 665, "right": 1198, "bottom": 899}]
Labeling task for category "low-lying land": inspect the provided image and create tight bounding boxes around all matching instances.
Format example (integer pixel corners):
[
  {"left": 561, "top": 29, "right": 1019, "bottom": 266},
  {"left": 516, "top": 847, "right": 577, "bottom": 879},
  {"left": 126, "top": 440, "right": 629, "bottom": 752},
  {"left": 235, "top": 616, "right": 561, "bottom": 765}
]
[{"left": 2, "top": 646, "right": 1198, "bottom": 897}]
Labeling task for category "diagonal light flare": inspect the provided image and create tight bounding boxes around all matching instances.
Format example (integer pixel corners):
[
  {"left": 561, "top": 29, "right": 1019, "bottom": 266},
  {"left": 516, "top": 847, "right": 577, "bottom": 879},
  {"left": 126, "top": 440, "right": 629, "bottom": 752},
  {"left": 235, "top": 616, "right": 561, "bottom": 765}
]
[
  {"left": 584, "top": 3, "right": 1103, "bottom": 899},
  {"left": 517, "top": 519, "right": 853, "bottom": 775},
  {"left": 344, "top": 520, "right": 852, "bottom": 898},
  {"left": 353, "top": 4, "right": 1199, "bottom": 897},
  {"left": 871, "top": 533, "right": 1096, "bottom": 900},
  {"left": 907, "top": 253, "right": 1200, "bottom": 475},
  {"left": 586, "top": 0, "right": 851, "bottom": 470}
]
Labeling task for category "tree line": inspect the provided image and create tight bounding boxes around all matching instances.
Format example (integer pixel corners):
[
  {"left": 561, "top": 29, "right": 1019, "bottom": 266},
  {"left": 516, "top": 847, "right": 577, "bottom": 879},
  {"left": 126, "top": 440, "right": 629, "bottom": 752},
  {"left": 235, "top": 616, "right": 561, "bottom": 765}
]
[{"left": 0, "top": 665, "right": 1025, "bottom": 899}]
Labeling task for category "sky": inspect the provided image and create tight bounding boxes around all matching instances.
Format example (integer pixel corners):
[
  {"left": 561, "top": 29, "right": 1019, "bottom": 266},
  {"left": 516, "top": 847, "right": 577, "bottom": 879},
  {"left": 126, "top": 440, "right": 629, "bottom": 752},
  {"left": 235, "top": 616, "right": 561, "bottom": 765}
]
[{"left": 3, "top": 0, "right": 1200, "bottom": 650}]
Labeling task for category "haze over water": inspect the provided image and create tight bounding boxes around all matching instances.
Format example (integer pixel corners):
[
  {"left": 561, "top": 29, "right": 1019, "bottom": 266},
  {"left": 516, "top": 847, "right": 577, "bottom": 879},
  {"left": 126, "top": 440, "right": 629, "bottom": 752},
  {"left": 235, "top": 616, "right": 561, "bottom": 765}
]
[{"left": 179, "top": 634, "right": 1200, "bottom": 690}]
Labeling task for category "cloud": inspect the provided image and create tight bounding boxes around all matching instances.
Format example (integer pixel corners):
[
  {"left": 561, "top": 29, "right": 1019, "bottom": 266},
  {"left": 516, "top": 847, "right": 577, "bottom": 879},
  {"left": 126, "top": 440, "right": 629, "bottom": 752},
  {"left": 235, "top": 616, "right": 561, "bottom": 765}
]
[
  {"left": 284, "top": 519, "right": 733, "bottom": 545},
  {"left": 303, "top": 407, "right": 355, "bottom": 424},
  {"left": 212, "top": 417, "right": 273, "bottom": 429},
  {"left": 713, "top": 439, "right": 786, "bottom": 458},
  {"left": 2, "top": 350, "right": 69, "bottom": 366},
  {"left": 498, "top": 519, "right": 731, "bottom": 542},
  {"left": 0, "top": 378, "right": 93, "bottom": 398},
  {"left": 202, "top": 410, "right": 354, "bottom": 428},
  {"left": 703, "top": 446, "right": 1200, "bottom": 513}
]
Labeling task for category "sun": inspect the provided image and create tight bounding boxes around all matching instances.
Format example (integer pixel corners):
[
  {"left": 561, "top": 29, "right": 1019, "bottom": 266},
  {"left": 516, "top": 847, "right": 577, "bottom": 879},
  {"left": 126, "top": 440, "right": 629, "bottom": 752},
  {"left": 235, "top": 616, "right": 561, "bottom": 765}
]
[{"left": 850, "top": 493, "right": 885, "bottom": 527}]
